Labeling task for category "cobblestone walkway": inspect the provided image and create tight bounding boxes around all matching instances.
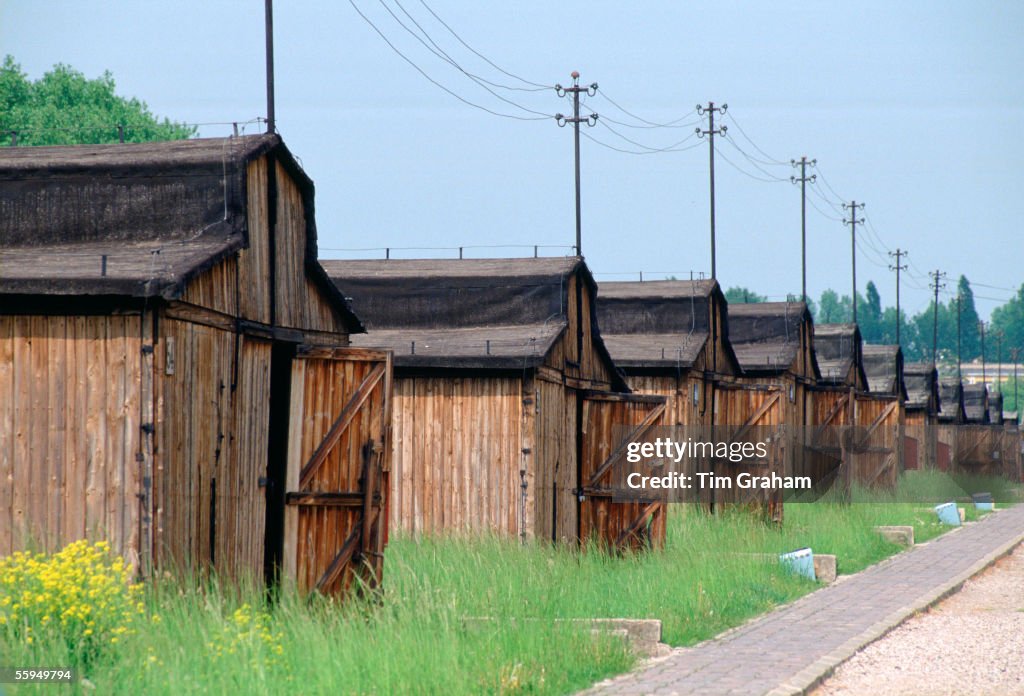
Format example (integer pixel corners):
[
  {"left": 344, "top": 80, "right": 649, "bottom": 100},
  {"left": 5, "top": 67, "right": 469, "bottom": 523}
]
[{"left": 583, "top": 504, "right": 1024, "bottom": 696}]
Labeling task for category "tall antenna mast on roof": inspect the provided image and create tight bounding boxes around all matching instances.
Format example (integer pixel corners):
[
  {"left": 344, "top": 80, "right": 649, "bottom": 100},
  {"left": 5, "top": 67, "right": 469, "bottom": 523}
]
[{"left": 265, "top": 0, "right": 276, "bottom": 134}]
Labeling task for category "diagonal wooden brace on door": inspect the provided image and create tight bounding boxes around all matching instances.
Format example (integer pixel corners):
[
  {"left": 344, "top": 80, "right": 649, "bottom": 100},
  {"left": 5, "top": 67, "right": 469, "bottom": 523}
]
[
  {"left": 615, "top": 501, "right": 661, "bottom": 548},
  {"left": 854, "top": 400, "right": 898, "bottom": 451},
  {"left": 299, "top": 363, "right": 385, "bottom": 489},
  {"left": 812, "top": 392, "right": 849, "bottom": 444},
  {"left": 728, "top": 392, "right": 781, "bottom": 446},
  {"left": 314, "top": 440, "right": 380, "bottom": 593},
  {"left": 586, "top": 400, "right": 667, "bottom": 488}
]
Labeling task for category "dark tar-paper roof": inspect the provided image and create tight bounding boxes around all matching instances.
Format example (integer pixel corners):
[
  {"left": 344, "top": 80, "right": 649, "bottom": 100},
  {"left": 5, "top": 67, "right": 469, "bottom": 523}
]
[
  {"left": 0, "top": 136, "right": 360, "bottom": 331},
  {"left": 324, "top": 257, "right": 622, "bottom": 382}
]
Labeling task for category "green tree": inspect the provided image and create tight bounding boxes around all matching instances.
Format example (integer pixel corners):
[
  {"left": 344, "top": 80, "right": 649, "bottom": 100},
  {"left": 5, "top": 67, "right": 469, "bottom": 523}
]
[
  {"left": 990, "top": 284, "right": 1024, "bottom": 363},
  {"left": 858, "top": 281, "right": 884, "bottom": 342},
  {"left": 953, "top": 276, "right": 981, "bottom": 361},
  {"left": 816, "top": 289, "right": 850, "bottom": 323},
  {"left": 724, "top": 287, "right": 766, "bottom": 304},
  {"left": 0, "top": 55, "right": 194, "bottom": 146}
]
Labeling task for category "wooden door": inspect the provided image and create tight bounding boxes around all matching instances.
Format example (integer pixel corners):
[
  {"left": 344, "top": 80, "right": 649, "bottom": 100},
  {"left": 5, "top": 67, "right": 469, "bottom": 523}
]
[
  {"left": 805, "top": 387, "right": 854, "bottom": 493},
  {"left": 937, "top": 439, "right": 951, "bottom": 471},
  {"left": 283, "top": 347, "right": 392, "bottom": 596},
  {"left": 712, "top": 384, "right": 786, "bottom": 522},
  {"left": 578, "top": 392, "right": 667, "bottom": 551},
  {"left": 903, "top": 435, "right": 919, "bottom": 471},
  {"left": 955, "top": 425, "right": 1000, "bottom": 475},
  {"left": 851, "top": 395, "right": 900, "bottom": 488}
]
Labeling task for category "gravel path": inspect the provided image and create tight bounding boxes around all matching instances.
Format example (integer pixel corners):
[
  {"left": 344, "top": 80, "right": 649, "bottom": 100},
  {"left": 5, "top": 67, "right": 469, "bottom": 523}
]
[{"left": 812, "top": 544, "right": 1024, "bottom": 696}]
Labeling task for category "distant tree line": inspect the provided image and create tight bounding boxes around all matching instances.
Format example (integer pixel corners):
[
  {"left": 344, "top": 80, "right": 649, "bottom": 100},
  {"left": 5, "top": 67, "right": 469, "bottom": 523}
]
[
  {"left": 726, "top": 277, "right": 1024, "bottom": 366},
  {"left": 0, "top": 55, "right": 194, "bottom": 146}
]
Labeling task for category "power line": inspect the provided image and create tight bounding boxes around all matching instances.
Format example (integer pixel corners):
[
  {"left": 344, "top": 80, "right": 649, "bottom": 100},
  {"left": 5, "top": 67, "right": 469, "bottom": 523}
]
[
  {"left": 807, "top": 182, "right": 845, "bottom": 215},
  {"left": 855, "top": 238, "right": 890, "bottom": 269},
  {"left": 714, "top": 143, "right": 787, "bottom": 183},
  {"left": 814, "top": 166, "right": 847, "bottom": 204},
  {"left": 376, "top": 0, "right": 554, "bottom": 116},
  {"left": 862, "top": 216, "right": 893, "bottom": 255},
  {"left": 388, "top": 0, "right": 552, "bottom": 95},
  {"left": 806, "top": 193, "right": 844, "bottom": 222},
  {"left": 416, "top": 0, "right": 551, "bottom": 90},
  {"left": 595, "top": 91, "right": 700, "bottom": 129},
  {"left": 721, "top": 134, "right": 789, "bottom": 181},
  {"left": 347, "top": 0, "right": 552, "bottom": 121},
  {"left": 722, "top": 111, "right": 789, "bottom": 166},
  {"left": 596, "top": 119, "right": 700, "bottom": 153},
  {"left": 580, "top": 129, "right": 702, "bottom": 156},
  {"left": 971, "top": 281, "right": 1021, "bottom": 292}
]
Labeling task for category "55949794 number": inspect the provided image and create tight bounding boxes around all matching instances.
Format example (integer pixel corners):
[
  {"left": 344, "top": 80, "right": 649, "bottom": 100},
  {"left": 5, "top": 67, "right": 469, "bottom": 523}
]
[{"left": 0, "top": 668, "right": 76, "bottom": 683}]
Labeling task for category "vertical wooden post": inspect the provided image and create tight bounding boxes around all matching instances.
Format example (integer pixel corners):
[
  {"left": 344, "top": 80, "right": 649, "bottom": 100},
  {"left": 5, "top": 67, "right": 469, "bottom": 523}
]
[{"left": 282, "top": 360, "right": 303, "bottom": 586}]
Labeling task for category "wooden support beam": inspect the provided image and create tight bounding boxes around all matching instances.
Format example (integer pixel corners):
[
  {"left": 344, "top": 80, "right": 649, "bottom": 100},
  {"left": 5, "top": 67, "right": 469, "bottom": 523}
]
[
  {"left": 298, "top": 363, "right": 385, "bottom": 488},
  {"left": 586, "top": 400, "right": 667, "bottom": 488}
]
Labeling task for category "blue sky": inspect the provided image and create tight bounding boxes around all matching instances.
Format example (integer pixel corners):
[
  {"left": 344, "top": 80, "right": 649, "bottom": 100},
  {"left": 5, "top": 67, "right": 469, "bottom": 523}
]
[{"left": 2, "top": 1, "right": 1021, "bottom": 319}]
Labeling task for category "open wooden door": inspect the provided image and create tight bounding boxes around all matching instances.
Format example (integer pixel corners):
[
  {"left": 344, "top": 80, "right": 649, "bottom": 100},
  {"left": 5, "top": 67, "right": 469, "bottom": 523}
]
[
  {"left": 283, "top": 347, "right": 392, "bottom": 596},
  {"left": 851, "top": 395, "right": 899, "bottom": 489},
  {"left": 955, "top": 425, "right": 1001, "bottom": 476},
  {"left": 712, "top": 384, "right": 786, "bottom": 522},
  {"left": 579, "top": 392, "right": 667, "bottom": 551},
  {"left": 805, "top": 387, "right": 854, "bottom": 494}
]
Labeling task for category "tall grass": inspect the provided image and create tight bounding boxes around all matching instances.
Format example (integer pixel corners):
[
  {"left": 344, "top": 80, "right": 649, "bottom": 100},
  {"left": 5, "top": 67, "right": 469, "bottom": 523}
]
[{"left": 4, "top": 471, "right": 1016, "bottom": 695}]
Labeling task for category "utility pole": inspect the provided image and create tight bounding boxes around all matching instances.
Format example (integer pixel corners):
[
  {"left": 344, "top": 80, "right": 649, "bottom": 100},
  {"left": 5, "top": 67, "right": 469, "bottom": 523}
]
[
  {"left": 995, "top": 330, "right": 1004, "bottom": 393},
  {"left": 1011, "top": 347, "right": 1020, "bottom": 418},
  {"left": 555, "top": 72, "right": 598, "bottom": 257},
  {"left": 791, "top": 157, "right": 816, "bottom": 302},
  {"left": 696, "top": 102, "right": 727, "bottom": 279},
  {"left": 265, "top": 0, "right": 275, "bottom": 133},
  {"left": 956, "top": 293, "right": 962, "bottom": 381},
  {"left": 979, "top": 321, "right": 987, "bottom": 385},
  {"left": 929, "top": 269, "right": 947, "bottom": 365},
  {"left": 842, "top": 201, "right": 865, "bottom": 324},
  {"left": 888, "top": 248, "right": 908, "bottom": 347}
]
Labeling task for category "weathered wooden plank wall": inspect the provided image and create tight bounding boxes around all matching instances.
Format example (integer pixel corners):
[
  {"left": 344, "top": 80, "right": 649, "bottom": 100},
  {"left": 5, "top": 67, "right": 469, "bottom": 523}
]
[
  {"left": 156, "top": 319, "right": 271, "bottom": 579},
  {"left": 0, "top": 315, "right": 142, "bottom": 560},
  {"left": 533, "top": 376, "right": 574, "bottom": 542},
  {"left": 272, "top": 160, "right": 345, "bottom": 334},
  {"left": 239, "top": 157, "right": 272, "bottom": 324},
  {"left": 389, "top": 375, "right": 522, "bottom": 536},
  {"left": 903, "top": 411, "right": 934, "bottom": 470}
]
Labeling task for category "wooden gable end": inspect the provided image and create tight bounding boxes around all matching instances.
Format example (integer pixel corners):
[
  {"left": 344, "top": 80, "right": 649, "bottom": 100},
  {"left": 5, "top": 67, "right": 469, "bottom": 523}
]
[
  {"left": 543, "top": 270, "right": 618, "bottom": 390},
  {"left": 182, "top": 154, "right": 354, "bottom": 338},
  {"left": 709, "top": 293, "right": 739, "bottom": 378}
]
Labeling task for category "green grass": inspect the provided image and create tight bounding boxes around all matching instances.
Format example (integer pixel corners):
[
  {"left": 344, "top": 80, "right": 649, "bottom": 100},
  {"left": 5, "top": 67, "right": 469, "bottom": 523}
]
[{"left": 4, "top": 471, "right": 1017, "bottom": 695}]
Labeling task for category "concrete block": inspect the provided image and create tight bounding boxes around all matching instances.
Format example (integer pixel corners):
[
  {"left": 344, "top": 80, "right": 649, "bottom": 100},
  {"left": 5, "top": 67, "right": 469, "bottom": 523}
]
[
  {"left": 734, "top": 552, "right": 837, "bottom": 584},
  {"left": 813, "top": 554, "right": 837, "bottom": 584},
  {"left": 463, "top": 617, "right": 670, "bottom": 658},
  {"left": 873, "top": 525, "right": 914, "bottom": 546},
  {"left": 587, "top": 618, "right": 670, "bottom": 657}
]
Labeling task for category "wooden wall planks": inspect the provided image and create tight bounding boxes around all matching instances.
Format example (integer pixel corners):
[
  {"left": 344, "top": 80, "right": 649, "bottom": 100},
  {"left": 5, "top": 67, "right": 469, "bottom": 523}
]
[{"left": 0, "top": 315, "right": 142, "bottom": 558}]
